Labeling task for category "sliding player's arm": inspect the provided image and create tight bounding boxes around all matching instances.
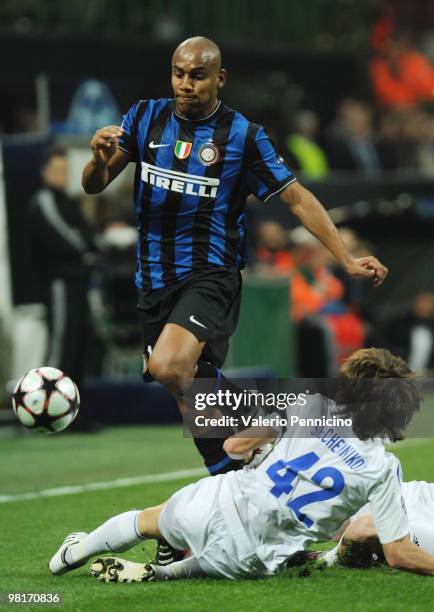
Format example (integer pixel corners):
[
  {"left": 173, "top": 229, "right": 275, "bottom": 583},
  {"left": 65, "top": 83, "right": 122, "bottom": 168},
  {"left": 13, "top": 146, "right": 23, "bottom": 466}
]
[
  {"left": 321, "top": 512, "right": 434, "bottom": 574},
  {"left": 223, "top": 389, "right": 317, "bottom": 459},
  {"left": 223, "top": 427, "right": 277, "bottom": 458},
  {"left": 365, "top": 454, "right": 434, "bottom": 574},
  {"left": 279, "top": 181, "right": 388, "bottom": 287},
  {"left": 382, "top": 536, "right": 434, "bottom": 575},
  {"left": 82, "top": 126, "right": 131, "bottom": 194}
]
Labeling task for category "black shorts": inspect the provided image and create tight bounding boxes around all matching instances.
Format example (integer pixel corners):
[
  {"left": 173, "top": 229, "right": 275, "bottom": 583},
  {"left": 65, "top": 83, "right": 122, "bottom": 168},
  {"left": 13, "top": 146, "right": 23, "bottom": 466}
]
[{"left": 138, "top": 267, "right": 242, "bottom": 379}]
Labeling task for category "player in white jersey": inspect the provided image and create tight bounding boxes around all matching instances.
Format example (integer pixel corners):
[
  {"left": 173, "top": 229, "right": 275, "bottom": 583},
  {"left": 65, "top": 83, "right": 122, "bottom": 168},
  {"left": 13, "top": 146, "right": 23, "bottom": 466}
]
[
  {"left": 48, "top": 348, "right": 434, "bottom": 581},
  {"left": 318, "top": 479, "right": 434, "bottom": 568}
]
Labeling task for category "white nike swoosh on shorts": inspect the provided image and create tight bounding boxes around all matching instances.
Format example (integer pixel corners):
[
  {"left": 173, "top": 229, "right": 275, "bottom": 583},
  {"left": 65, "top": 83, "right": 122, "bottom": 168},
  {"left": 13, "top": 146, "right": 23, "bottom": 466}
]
[
  {"left": 149, "top": 141, "right": 170, "bottom": 148},
  {"left": 189, "top": 315, "right": 207, "bottom": 329}
]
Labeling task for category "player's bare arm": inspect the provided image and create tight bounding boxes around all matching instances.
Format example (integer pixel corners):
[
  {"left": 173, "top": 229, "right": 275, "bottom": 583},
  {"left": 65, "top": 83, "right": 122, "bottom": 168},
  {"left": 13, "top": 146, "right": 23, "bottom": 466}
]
[
  {"left": 383, "top": 536, "right": 434, "bottom": 575},
  {"left": 82, "top": 126, "right": 130, "bottom": 194},
  {"left": 280, "top": 181, "right": 388, "bottom": 287},
  {"left": 320, "top": 480, "right": 434, "bottom": 573},
  {"left": 223, "top": 427, "right": 277, "bottom": 458},
  {"left": 337, "top": 514, "right": 434, "bottom": 575}
]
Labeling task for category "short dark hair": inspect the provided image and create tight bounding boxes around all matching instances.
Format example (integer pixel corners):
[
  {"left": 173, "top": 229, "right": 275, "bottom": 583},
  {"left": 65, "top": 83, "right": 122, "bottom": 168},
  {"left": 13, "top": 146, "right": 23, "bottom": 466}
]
[
  {"left": 336, "top": 348, "right": 421, "bottom": 441},
  {"left": 41, "top": 146, "right": 66, "bottom": 167}
]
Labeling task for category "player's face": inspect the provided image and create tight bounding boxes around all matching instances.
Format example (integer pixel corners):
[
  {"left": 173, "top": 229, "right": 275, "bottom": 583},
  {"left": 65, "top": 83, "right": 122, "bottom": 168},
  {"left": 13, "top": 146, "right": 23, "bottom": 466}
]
[{"left": 172, "top": 57, "right": 225, "bottom": 119}]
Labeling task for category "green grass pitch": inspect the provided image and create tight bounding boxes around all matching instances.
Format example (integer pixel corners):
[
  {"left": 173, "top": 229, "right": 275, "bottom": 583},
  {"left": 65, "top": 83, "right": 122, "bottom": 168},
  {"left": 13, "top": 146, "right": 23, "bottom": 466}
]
[{"left": 1, "top": 423, "right": 434, "bottom": 611}]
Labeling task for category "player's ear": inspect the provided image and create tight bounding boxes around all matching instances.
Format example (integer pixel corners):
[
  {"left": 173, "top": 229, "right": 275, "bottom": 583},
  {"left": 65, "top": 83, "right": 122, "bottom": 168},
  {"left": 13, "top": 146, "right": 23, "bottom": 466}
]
[{"left": 217, "top": 68, "right": 227, "bottom": 90}]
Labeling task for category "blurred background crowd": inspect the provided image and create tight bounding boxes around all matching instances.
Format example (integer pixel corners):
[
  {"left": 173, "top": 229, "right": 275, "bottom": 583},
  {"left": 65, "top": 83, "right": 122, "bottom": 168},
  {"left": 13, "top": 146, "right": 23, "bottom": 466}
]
[{"left": 1, "top": 0, "right": 434, "bottom": 427}]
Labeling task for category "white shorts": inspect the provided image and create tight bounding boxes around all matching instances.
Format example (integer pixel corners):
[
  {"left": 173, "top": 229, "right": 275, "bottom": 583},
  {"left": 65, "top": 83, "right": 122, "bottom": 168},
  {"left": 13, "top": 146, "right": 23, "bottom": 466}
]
[
  {"left": 353, "top": 480, "right": 434, "bottom": 554},
  {"left": 158, "top": 474, "right": 268, "bottom": 579}
]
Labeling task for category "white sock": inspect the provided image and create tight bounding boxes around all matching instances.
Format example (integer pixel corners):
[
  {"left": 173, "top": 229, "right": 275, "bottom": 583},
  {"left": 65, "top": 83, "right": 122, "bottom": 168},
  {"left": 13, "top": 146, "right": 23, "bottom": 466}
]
[
  {"left": 66, "top": 510, "right": 144, "bottom": 565},
  {"left": 320, "top": 544, "right": 340, "bottom": 567},
  {"left": 152, "top": 556, "right": 204, "bottom": 580}
]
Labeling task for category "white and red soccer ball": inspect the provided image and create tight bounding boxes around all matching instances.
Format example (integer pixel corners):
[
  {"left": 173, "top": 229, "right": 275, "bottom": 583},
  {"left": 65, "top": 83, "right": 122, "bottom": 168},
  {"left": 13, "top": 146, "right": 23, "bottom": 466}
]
[{"left": 12, "top": 367, "right": 80, "bottom": 433}]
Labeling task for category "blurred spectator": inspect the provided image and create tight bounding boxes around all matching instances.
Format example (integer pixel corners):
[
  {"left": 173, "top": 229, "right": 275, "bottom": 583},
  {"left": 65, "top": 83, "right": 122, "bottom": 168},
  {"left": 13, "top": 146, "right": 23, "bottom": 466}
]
[
  {"left": 28, "top": 147, "right": 100, "bottom": 429},
  {"left": 377, "top": 110, "right": 411, "bottom": 170},
  {"left": 15, "top": 105, "right": 39, "bottom": 133},
  {"left": 289, "top": 227, "right": 344, "bottom": 323},
  {"left": 153, "top": 10, "right": 182, "bottom": 41},
  {"left": 100, "top": 219, "right": 137, "bottom": 252},
  {"left": 289, "top": 228, "right": 341, "bottom": 377},
  {"left": 254, "top": 221, "right": 293, "bottom": 275},
  {"left": 328, "top": 227, "right": 375, "bottom": 347},
  {"left": 416, "top": 110, "right": 434, "bottom": 177},
  {"left": 377, "top": 107, "right": 434, "bottom": 174},
  {"left": 370, "top": 29, "right": 434, "bottom": 109},
  {"left": 289, "top": 227, "right": 365, "bottom": 377},
  {"left": 370, "top": 12, "right": 396, "bottom": 55},
  {"left": 385, "top": 292, "right": 434, "bottom": 374},
  {"left": 285, "top": 110, "right": 329, "bottom": 180},
  {"left": 327, "top": 227, "right": 371, "bottom": 310},
  {"left": 324, "top": 99, "right": 382, "bottom": 175},
  {"left": 96, "top": 215, "right": 139, "bottom": 349},
  {"left": 378, "top": 106, "right": 434, "bottom": 177}
]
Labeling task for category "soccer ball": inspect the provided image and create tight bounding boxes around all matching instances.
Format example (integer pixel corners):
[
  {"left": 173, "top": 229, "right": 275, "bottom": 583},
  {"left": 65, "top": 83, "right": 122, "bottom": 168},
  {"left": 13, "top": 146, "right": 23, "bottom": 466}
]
[{"left": 12, "top": 367, "right": 80, "bottom": 433}]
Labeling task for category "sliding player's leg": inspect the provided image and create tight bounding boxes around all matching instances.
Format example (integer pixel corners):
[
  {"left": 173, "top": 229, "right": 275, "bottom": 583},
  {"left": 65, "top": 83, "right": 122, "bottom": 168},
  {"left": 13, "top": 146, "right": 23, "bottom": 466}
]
[
  {"left": 145, "top": 320, "right": 245, "bottom": 567},
  {"left": 49, "top": 504, "right": 164, "bottom": 575},
  {"left": 94, "top": 472, "right": 256, "bottom": 583},
  {"left": 90, "top": 554, "right": 205, "bottom": 583},
  {"left": 90, "top": 503, "right": 205, "bottom": 583}
]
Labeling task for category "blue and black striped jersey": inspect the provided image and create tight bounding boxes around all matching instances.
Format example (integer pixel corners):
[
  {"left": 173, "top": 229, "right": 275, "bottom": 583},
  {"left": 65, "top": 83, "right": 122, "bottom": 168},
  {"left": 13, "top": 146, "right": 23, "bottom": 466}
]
[{"left": 119, "top": 98, "right": 296, "bottom": 289}]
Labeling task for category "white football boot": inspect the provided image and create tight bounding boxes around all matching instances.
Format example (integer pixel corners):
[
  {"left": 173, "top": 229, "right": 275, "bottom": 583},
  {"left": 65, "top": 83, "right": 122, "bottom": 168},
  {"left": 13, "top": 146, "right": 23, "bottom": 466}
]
[
  {"left": 48, "top": 532, "right": 88, "bottom": 575},
  {"left": 90, "top": 557, "right": 157, "bottom": 583}
]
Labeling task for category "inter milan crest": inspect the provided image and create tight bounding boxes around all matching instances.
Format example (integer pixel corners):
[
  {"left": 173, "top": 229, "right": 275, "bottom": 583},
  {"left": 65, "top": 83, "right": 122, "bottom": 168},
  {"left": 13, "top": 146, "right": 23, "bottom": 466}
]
[
  {"left": 198, "top": 142, "right": 219, "bottom": 166},
  {"left": 174, "top": 140, "right": 192, "bottom": 159}
]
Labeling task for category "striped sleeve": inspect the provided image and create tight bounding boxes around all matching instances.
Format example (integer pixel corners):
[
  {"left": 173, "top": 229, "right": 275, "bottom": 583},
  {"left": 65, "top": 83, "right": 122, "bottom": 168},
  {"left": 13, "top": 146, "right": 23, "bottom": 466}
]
[
  {"left": 246, "top": 125, "right": 296, "bottom": 202},
  {"left": 119, "top": 100, "right": 145, "bottom": 160}
]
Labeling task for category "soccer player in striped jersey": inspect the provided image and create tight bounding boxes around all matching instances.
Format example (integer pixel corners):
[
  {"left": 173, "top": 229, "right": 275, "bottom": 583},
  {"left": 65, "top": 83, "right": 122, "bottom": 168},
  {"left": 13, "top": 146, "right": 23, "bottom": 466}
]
[{"left": 82, "top": 36, "right": 388, "bottom": 477}]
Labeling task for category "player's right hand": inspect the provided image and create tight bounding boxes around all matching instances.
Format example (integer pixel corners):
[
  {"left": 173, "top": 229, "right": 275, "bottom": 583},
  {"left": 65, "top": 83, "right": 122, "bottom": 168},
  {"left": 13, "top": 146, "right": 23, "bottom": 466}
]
[
  {"left": 345, "top": 256, "right": 388, "bottom": 287},
  {"left": 90, "top": 126, "right": 124, "bottom": 165}
]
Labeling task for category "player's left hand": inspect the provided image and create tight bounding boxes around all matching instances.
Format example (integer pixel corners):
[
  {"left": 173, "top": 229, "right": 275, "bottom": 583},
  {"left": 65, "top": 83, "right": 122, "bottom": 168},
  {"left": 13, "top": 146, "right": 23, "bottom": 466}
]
[{"left": 344, "top": 256, "right": 388, "bottom": 287}]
